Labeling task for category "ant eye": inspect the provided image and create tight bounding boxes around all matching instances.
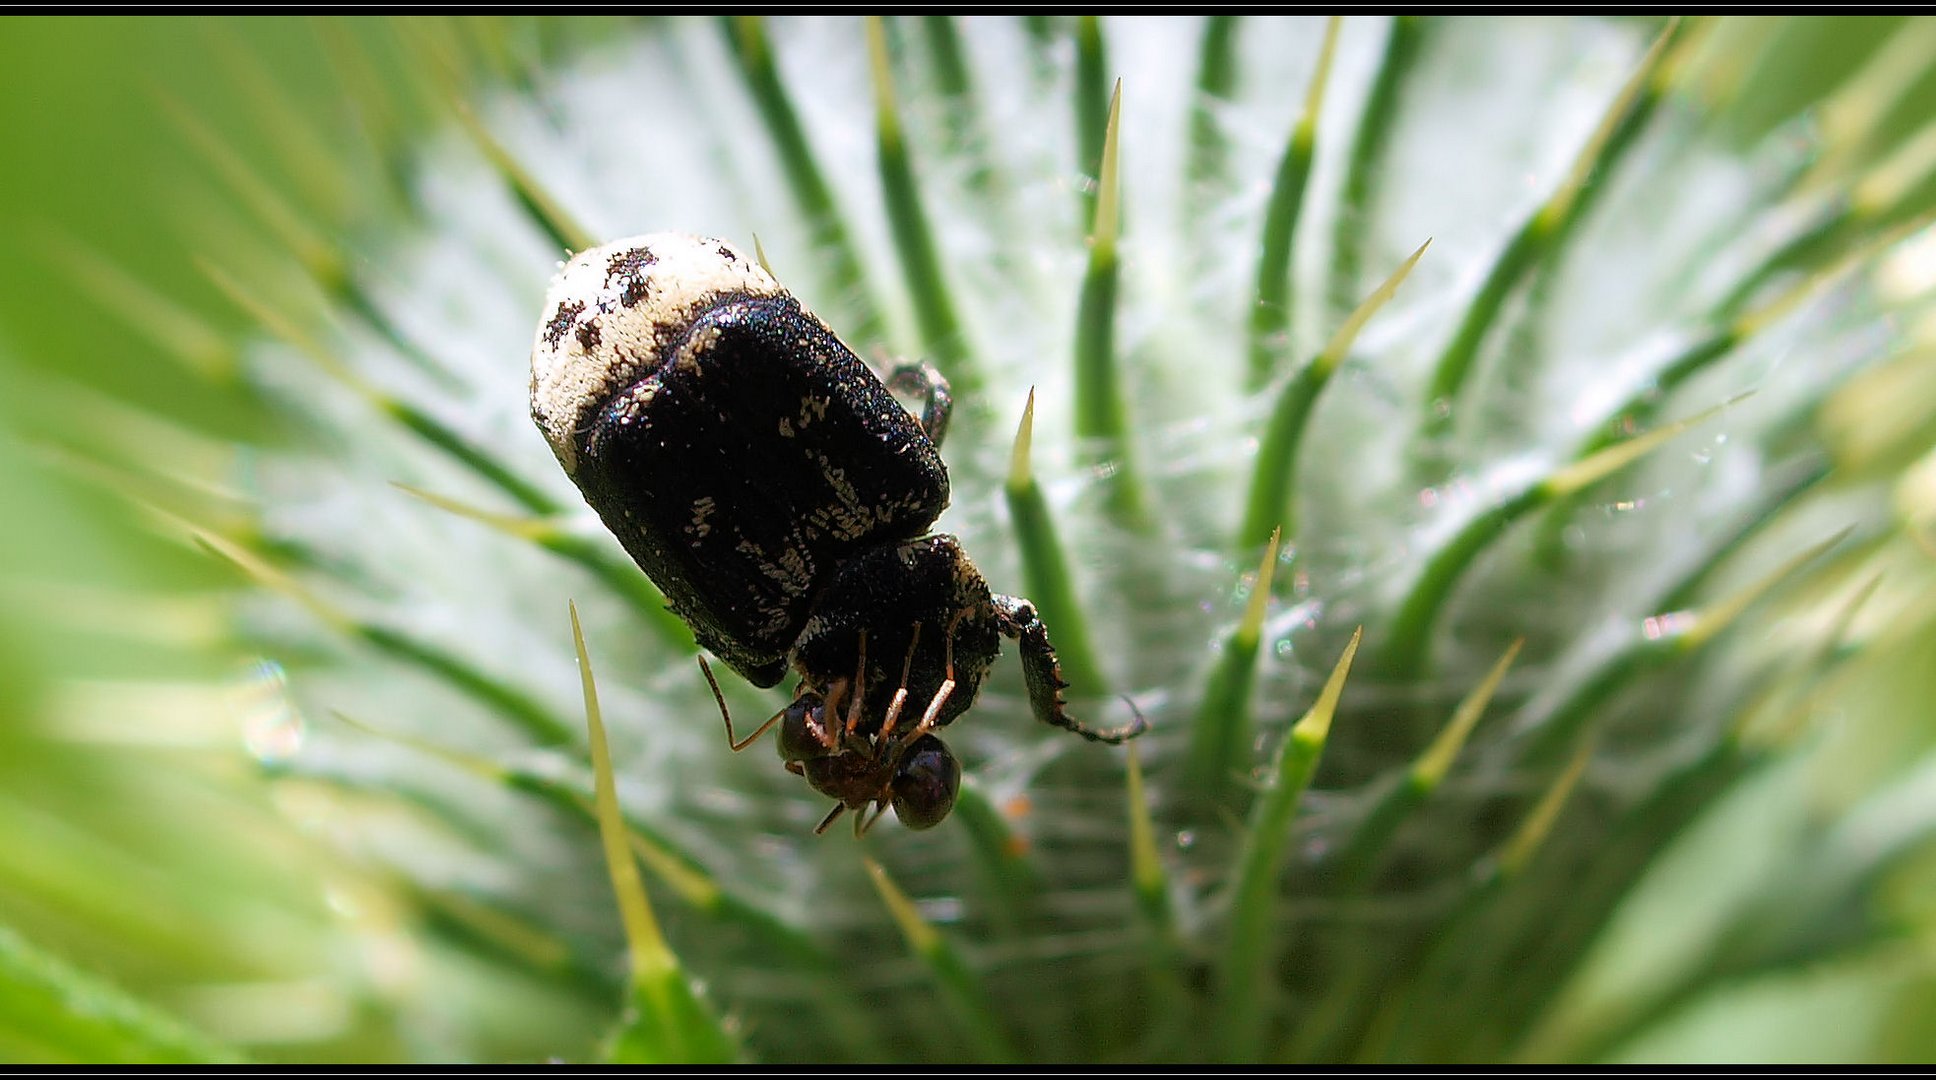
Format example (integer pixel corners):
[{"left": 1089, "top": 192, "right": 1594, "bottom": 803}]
[
  {"left": 777, "top": 694, "right": 832, "bottom": 761},
  {"left": 889, "top": 735, "right": 960, "bottom": 831}
]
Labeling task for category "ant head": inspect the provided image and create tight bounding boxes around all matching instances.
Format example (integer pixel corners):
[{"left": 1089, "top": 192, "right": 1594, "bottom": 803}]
[
  {"left": 776, "top": 690, "right": 835, "bottom": 762},
  {"left": 887, "top": 733, "right": 959, "bottom": 830}
]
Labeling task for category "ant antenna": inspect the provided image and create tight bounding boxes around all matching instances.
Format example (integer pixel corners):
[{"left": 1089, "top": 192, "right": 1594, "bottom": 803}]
[{"left": 701, "top": 655, "right": 786, "bottom": 751}]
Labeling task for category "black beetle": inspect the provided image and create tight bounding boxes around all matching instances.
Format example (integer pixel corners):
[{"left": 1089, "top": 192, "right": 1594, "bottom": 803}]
[{"left": 531, "top": 233, "right": 1145, "bottom": 835}]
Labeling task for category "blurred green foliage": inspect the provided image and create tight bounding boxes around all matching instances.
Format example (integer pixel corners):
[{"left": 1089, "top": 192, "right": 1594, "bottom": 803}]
[{"left": 0, "top": 18, "right": 427, "bottom": 1062}]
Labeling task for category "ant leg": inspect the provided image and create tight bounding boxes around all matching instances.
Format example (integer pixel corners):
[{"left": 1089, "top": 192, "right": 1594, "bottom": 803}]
[
  {"left": 991, "top": 595, "right": 1149, "bottom": 744},
  {"left": 857, "top": 798, "right": 890, "bottom": 838},
  {"left": 844, "top": 629, "right": 870, "bottom": 739},
  {"left": 887, "top": 361, "right": 952, "bottom": 448},
  {"left": 875, "top": 622, "right": 925, "bottom": 744},
  {"left": 784, "top": 760, "right": 805, "bottom": 776},
  {"left": 700, "top": 655, "right": 786, "bottom": 751},
  {"left": 814, "top": 802, "right": 847, "bottom": 835}
]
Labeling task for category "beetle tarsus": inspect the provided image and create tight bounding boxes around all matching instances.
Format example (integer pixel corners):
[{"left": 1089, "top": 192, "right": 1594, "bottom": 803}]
[{"left": 887, "top": 360, "right": 952, "bottom": 448}]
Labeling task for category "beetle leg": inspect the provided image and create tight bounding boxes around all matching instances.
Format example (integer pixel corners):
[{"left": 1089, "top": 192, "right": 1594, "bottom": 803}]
[
  {"left": 844, "top": 629, "right": 869, "bottom": 739},
  {"left": 700, "top": 655, "right": 788, "bottom": 751},
  {"left": 896, "top": 607, "right": 967, "bottom": 747},
  {"left": 991, "top": 594, "right": 1149, "bottom": 744},
  {"left": 875, "top": 622, "right": 925, "bottom": 744},
  {"left": 886, "top": 360, "right": 952, "bottom": 448},
  {"left": 904, "top": 679, "right": 955, "bottom": 746},
  {"left": 877, "top": 688, "right": 911, "bottom": 746}
]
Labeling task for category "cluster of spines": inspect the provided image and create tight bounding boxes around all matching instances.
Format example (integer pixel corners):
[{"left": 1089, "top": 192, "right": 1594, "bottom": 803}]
[{"left": 47, "top": 15, "right": 1934, "bottom": 1064}]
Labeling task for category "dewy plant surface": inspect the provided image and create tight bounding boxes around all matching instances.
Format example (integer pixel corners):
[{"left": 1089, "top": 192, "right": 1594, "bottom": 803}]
[{"left": 6, "top": 14, "right": 1936, "bottom": 1065}]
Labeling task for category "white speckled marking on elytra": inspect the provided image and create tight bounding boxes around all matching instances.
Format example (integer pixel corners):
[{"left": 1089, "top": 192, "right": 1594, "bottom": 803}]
[{"left": 529, "top": 233, "right": 784, "bottom": 475}]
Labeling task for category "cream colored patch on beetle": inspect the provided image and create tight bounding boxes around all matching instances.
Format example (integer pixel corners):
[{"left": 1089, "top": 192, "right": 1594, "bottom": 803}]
[
  {"left": 947, "top": 543, "right": 987, "bottom": 594},
  {"left": 688, "top": 496, "right": 716, "bottom": 538},
  {"left": 675, "top": 325, "right": 723, "bottom": 374},
  {"left": 529, "top": 232, "right": 783, "bottom": 474}
]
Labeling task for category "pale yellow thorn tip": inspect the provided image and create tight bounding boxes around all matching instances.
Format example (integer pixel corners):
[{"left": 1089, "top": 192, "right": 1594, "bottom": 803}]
[
  {"left": 391, "top": 482, "right": 554, "bottom": 541},
  {"left": 198, "top": 257, "right": 365, "bottom": 392},
  {"left": 866, "top": 17, "right": 895, "bottom": 125},
  {"left": 1545, "top": 19, "right": 1677, "bottom": 227},
  {"left": 1294, "top": 626, "right": 1363, "bottom": 743},
  {"left": 331, "top": 709, "right": 506, "bottom": 783},
  {"left": 192, "top": 528, "right": 351, "bottom": 635},
  {"left": 1413, "top": 637, "right": 1524, "bottom": 787},
  {"left": 1008, "top": 388, "right": 1037, "bottom": 491},
  {"left": 1319, "top": 237, "right": 1431, "bottom": 375},
  {"left": 572, "top": 599, "right": 674, "bottom": 982},
  {"left": 751, "top": 233, "right": 777, "bottom": 279},
  {"left": 865, "top": 856, "right": 938, "bottom": 953},
  {"left": 1501, "top": 744, "right": 1591, "bottom": 876},
  {"left": 1302, "top": 16, "right": 1343, "bottom": 124},
  {"left": 1740, "top": 210, "right": 1936, "bottom": 337},
  {"left": 1681, "top": 525, "right": 1854, "bottom": 652},
  {"left": 1238, "top": 527, "right": 1284, "bottom": 644},
  {"left": 1545, "top": 392, "right": 1750, "bottom": 497},
  {"left": 1093, "top": 80, "right": 1123, "bottom": 253}
]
